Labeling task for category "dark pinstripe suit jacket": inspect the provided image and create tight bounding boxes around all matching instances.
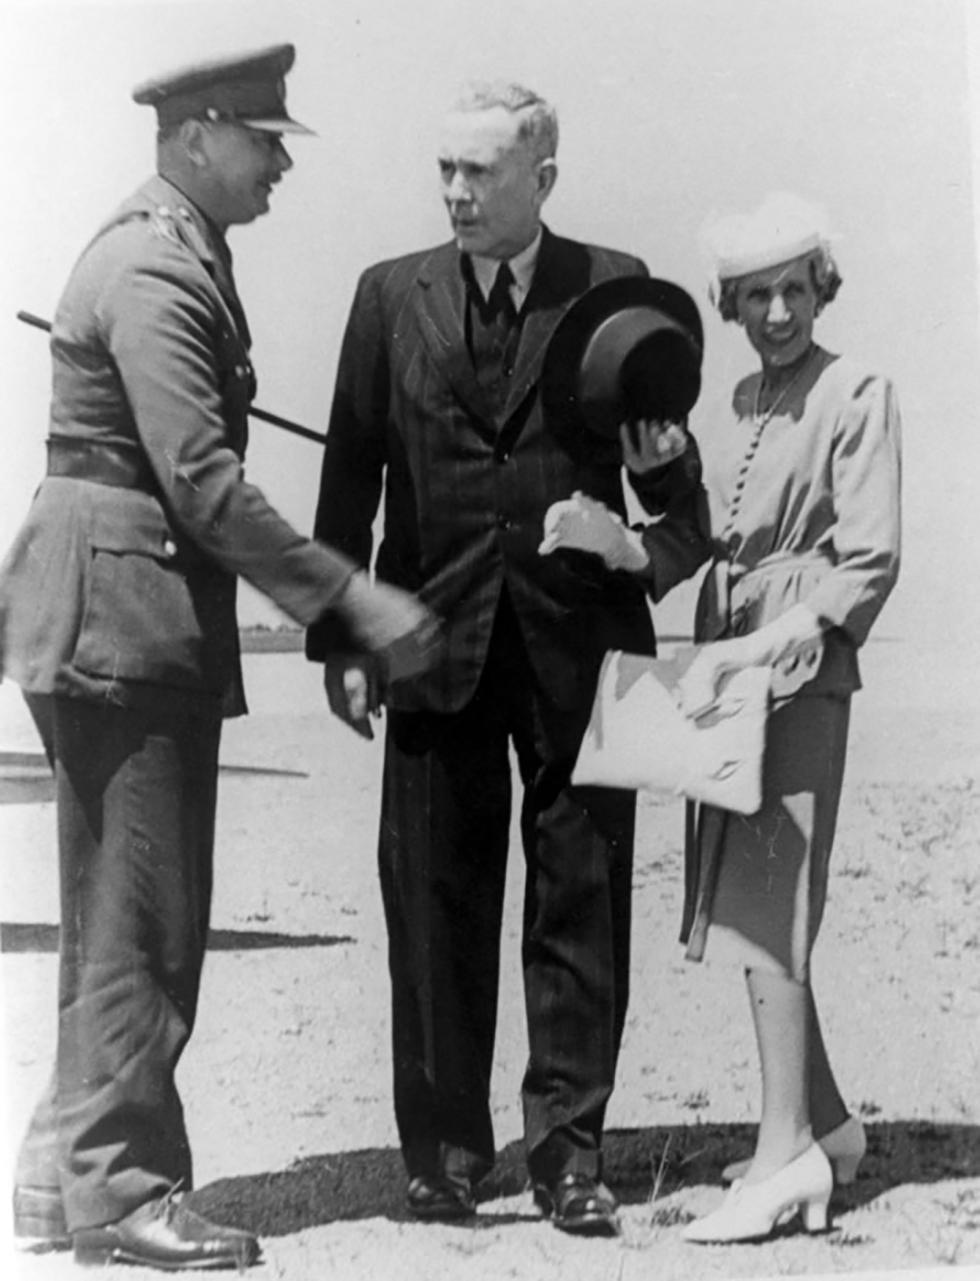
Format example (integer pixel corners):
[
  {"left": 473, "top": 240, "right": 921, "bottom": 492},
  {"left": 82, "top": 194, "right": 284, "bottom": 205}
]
[{"left": 307, "top": 226, "right": 704, "bottom": 713}]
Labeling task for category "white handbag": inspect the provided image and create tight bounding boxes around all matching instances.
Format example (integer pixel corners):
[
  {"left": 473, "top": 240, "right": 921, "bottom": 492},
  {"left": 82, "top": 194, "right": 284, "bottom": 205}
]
[{"left": 571, "top": 648, "right": 772, "bottom": 814}]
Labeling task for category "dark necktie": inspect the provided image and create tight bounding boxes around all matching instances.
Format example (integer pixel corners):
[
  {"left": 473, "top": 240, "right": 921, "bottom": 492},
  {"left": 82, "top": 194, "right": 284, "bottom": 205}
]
[
  {"left": 468, "top": 261, "right": 520, "bottom": 410},
  {"left": 486, "top": 262, "right": 517, "bottom": 327}
]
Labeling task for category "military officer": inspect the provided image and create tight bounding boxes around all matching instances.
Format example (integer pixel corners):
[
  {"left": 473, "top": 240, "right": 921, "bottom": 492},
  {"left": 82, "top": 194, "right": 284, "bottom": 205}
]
[{"left": 0, "top": 44, "right": 438, "bottom": 1271}]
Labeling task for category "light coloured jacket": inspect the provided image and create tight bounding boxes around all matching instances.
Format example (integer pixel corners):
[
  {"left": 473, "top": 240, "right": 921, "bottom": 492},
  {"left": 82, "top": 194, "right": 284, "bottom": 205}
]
[{"left": 694, "top": 346, "right": 902, "bottom": 696}]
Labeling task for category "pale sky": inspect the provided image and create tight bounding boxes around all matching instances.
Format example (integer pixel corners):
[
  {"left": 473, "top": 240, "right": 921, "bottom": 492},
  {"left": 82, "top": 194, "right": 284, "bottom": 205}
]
[{"left": 1, "top": 0, "right": 977, "bottom": 641}]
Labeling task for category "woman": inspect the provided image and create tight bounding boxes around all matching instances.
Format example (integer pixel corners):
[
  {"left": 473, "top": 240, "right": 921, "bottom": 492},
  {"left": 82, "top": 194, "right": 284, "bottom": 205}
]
[{"left": 540, "top": 192, "right": 901, "bottom": 1243}]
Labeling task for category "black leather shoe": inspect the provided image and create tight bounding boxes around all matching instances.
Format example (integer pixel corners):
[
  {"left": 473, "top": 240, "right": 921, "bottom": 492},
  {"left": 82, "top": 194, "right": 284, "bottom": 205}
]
[
  {"left": 13, "top": 1184, "right": 71, "bottom": 1248},
  {"left": 406, "top": 1173, "right": 476, "bottom": 1221},
  {"left": 534, "top": 1173, "right": 620, "bottom": 1236},
  {"left": 72, "top": 1193, "right": 260, "bottom": 1270}
]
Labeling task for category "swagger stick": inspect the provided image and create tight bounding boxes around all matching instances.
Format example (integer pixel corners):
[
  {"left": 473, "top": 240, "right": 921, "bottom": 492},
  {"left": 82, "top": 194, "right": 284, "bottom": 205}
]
[{"left": 16, "top": 310, "right": 327, "bottom": 447}]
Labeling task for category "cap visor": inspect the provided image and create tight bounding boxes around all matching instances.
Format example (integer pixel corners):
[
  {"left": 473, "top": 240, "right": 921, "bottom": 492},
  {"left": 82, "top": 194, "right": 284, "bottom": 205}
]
[{"left": 241, "top": 115, "right": 316, "bottom": 136}]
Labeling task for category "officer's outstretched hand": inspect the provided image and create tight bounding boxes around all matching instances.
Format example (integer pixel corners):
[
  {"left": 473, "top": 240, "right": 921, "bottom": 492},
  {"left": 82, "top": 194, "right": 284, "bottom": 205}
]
[{"left": 335, "top": 572, "right": 443, "bottom": 684}]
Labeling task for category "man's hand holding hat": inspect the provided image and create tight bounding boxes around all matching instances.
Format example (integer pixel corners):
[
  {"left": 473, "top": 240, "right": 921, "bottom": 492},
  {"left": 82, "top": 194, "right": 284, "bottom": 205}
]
[{"left": 620, "top": 417, "right": 690, "bottom": 474}]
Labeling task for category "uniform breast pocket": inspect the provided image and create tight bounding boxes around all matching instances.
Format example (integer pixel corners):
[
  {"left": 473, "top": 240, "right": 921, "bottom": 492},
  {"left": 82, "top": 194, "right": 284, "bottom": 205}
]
[{"left": 71, "top": 509, "right": 216, "bottom": 693}]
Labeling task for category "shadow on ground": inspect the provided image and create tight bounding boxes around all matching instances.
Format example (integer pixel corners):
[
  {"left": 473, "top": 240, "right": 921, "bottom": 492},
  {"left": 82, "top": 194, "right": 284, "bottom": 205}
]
[
  {"left": 187, "top": 1121, "right": 980, "bottom": 1236},
  {"left": 0, "top": 923, "right": 355, "bottom": 953}
]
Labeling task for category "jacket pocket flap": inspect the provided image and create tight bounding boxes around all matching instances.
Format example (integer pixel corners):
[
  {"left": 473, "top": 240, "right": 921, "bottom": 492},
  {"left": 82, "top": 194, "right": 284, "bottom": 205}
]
[{"left": 90, "top": 501, "right": 180, "bottom": 561}]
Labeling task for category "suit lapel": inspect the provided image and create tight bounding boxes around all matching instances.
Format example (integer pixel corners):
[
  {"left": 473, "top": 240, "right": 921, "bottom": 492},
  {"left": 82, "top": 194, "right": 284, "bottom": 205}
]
[
  {"left": 500, "top": 228, "right": 592, "bottom": 428},
  {"left": 414, "top": 245, "right": 498, "bottom": 430},
  {"left": 411, "top": 229, "right": 594, "bottom": 437}
]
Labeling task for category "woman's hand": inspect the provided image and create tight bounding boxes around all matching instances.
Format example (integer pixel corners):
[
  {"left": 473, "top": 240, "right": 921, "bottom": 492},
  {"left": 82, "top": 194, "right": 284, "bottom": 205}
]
[
  {"left": 620, "top": 418, "right": 689, "bottom": 474},
  {"left": 677, "top": 605, "right": 825, "bottom": 717},
  {"left": 677, "top": 639, "right": 752, "bottom": 719},
  {"left": 539, "top": 491, "right": 650, "bottom": 571}
]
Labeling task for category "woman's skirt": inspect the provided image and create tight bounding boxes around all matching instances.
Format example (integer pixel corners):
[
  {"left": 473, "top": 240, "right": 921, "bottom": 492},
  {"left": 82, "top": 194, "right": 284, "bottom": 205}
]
[{"left": 680, "top": 692, "right": 851, "bottom": 981}]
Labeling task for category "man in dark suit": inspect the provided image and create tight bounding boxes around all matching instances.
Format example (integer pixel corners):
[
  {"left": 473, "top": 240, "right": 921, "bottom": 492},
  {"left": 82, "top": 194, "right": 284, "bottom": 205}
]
[
  {"left": 1, "top": 46, "right": 437, "bottom": 1271},
  {"left": 307, "top": 80, "right": 705, "bottom": 1235}
]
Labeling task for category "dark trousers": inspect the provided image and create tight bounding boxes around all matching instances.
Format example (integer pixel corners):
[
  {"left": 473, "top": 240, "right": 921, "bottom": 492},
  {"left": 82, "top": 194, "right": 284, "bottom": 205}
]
[
  {"left": 379, "top": 593, "right": 636, "bottom": 1188},
  {"left": 15, "top": 694, "right": 221, "bottom": 1231}
]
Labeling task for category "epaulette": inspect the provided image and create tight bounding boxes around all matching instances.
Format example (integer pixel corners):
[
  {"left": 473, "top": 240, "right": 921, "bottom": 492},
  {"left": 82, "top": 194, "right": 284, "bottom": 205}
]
[
  {"left": 148, "top": 205, "right": 183, "bottom": 246},
  {"left": 172, "top": 206, "right": 213, "bottom": 260},
  {"left": 78, "top": 197, "right": 216, "bottom": 275},
  {"left": 141, "top": 203, "right": 214, "bottom": 270}
]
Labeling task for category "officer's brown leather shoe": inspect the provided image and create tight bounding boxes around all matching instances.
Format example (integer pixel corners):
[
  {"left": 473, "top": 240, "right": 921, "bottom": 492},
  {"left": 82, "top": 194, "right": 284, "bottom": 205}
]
[
  {"left": 533, "top": 1172, "right": 620, "bottom": 1236},
  {"left": 72, "top": 1192, "right": 260, "bottom": 1270},
  {"left": 13, "top": 1184, "right": 71, "bottom": 1248}
]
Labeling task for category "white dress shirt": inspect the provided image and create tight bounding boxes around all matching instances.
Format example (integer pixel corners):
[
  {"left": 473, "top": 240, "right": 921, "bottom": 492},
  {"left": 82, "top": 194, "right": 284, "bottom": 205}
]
[{"left": 469, "top": 228, "right": 543, "bottom": 314}]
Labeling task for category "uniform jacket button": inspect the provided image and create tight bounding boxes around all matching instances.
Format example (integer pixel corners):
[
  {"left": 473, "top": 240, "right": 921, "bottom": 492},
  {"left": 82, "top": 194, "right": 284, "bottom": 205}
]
[{"left": 163, "top": 538, "right": 177, "bottom": 558}]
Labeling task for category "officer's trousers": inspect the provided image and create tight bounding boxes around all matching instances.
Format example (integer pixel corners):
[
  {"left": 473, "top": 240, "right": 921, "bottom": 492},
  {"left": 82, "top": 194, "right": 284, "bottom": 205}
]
[{"left": 15, "top": 693, "right": 221, "bottom": 1232}]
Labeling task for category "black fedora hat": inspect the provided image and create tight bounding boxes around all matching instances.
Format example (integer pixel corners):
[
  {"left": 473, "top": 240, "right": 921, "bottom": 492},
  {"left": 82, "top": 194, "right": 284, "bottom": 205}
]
[{"left": 542, "top": 277, "right": 704, "bottom": 439}]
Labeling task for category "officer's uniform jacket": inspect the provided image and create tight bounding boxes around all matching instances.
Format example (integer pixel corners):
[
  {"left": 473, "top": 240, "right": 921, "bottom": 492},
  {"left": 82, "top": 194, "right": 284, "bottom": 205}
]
[{"left": 0, "top": 175, "right": 354, "bottom": 716}]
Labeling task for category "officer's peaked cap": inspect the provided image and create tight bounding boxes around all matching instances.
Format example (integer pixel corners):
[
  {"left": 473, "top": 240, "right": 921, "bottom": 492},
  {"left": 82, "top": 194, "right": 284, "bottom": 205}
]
[{"left": 132, "top": 43, "right": 314, "bottom": 134}]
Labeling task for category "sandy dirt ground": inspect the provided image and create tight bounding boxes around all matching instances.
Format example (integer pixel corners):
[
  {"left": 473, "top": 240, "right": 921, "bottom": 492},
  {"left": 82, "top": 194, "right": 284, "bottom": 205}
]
[{"left": 1, "top": 634, "right": 978, "bottom": 1281}]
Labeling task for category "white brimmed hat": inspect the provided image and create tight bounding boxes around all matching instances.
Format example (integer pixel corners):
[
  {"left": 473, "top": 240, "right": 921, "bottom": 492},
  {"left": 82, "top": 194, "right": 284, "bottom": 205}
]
[{"left": 700, "top": 192, "right": 833, "bottom": 285}]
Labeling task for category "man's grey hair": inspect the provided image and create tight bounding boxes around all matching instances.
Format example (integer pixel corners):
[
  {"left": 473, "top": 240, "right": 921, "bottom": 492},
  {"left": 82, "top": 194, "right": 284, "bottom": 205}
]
[{"left": 452, "top": 80, "right": 558, "bottom": 162}]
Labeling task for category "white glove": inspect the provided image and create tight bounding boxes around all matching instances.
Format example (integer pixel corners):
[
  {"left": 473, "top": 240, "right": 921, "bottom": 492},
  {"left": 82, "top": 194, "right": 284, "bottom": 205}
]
[{"left": 538, "top": 491, "right": 650, "bottom": 571}]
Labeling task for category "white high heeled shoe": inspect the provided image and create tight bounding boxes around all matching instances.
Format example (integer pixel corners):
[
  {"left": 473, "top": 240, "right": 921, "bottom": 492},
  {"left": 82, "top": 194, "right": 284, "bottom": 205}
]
[
  {"left": 683, "top": 1143, "right": 833, "bottom": 1244},
  {"left": 721, "top": 1115, "right": 866, "bottom": 1186}
]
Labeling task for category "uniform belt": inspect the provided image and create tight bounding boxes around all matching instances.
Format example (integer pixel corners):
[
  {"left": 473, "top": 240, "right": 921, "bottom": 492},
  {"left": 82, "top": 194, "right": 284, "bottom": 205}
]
[{"left": 46, "top": 437, "right": 157, "bottom": 492}]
